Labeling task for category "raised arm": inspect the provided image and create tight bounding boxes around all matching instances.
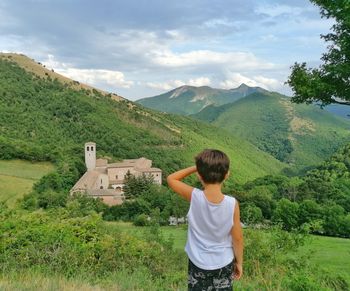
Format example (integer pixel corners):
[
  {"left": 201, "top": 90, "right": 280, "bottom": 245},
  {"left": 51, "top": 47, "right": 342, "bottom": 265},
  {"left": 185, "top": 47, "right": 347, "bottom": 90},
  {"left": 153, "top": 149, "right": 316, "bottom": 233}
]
[
  {"left": 166, "top": 166, "right": 196, "bottom": 201},
  {"left": 231, "top": 201, "right": 244, "bottom": 280}
]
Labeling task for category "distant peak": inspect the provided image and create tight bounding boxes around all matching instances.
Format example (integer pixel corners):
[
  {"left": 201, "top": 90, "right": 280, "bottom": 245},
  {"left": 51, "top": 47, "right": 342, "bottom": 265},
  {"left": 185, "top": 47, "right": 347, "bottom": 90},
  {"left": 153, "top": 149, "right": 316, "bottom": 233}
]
[{"left": 238, "top": 83, "right": 250, "bottom": 89}]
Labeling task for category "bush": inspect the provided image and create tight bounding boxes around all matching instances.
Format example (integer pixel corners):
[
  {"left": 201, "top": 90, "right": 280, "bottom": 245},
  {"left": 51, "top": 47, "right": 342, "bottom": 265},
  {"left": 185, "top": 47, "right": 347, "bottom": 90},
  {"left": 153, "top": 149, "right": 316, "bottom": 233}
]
[
  {"left": 133, "top": 214, "right": 149, "bottom": 226},
  {"left": 0, "top": 209, "right": 179, "bottom": 279}
]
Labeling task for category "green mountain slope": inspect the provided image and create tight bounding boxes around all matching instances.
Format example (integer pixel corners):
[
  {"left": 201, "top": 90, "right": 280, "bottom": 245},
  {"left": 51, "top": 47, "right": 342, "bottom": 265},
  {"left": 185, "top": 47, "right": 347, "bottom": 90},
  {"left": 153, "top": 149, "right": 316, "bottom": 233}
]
[
  {"left": 137, "top": 83, "right": 266, "bottom": 115},
  {"left": 0, "top": 53, "right": 286, "bottom": 186},
  {"left": 194, "top": 92, "right": 350, "bottom": 169}
]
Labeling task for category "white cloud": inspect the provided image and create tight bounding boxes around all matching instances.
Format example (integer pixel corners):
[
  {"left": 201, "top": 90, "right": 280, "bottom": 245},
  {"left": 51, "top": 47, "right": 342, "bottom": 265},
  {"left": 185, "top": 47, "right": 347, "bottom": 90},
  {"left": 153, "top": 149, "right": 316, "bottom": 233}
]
[
  {"left": 151, "top": 49, "right": 275, "bottom": 70},
  {"left": 202, "top": 18, "right": 237, "bottom": 28},
  {"left": 43, "top": 54, "right": 133, "bottom": 89},
  {"left": 220, "top": 73, "right": 281, "bottom": 90},
  {"left": 146, "top": 77, "right": 211, "bottom": 91},
  {"left": 255, "top": 4, "right": 306, "bottom": 18},
  {"left": 146, "top": 77, "right": 211, "bottom": 90},
  {"left": 188, "top": 77, "right": 211, "bottom": 87},
  {"left": 146, "top": 80, "right": 185, "bottom": 91}
]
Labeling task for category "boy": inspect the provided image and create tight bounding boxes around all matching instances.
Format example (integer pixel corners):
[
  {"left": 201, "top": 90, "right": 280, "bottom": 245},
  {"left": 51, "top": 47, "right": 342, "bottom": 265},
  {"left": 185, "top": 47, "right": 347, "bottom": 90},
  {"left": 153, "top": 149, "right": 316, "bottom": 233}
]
[{"left": 167, "top": 149, "right": 243, "bottom": 290}]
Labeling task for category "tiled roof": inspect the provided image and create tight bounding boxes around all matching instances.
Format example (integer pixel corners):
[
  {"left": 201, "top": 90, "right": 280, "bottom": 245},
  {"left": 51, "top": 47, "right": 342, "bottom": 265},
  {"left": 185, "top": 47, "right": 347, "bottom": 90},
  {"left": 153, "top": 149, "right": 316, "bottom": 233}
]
[{"left": 71, "top": 170, "right": 100, "bottom": 191}]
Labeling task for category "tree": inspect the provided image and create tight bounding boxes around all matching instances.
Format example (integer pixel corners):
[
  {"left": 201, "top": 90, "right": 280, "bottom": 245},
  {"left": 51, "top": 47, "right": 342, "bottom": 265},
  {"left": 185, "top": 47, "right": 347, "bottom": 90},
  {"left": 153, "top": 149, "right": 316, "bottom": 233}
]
[
  {"left": 241, "top": 203, "right": 264, "bottom": 225},
  {"left": 272, "top": 198, "right": 300, "bottom": 231},
  {"left": 287, "top": 1, "right": 350, "bottom": 106},
  {"left": 246, "top": 186, "right": 276, "bottom": 219},
  {"left": 123, "top": 172, "right": 155, "bottom": 199}
]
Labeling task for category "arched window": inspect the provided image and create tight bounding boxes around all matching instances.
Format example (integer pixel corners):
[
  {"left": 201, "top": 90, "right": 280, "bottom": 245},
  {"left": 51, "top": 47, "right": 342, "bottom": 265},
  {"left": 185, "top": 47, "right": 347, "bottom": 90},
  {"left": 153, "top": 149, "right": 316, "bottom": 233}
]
[
  {"left": 91, "top": 146, "right": 94, "bottom": 151},
  {"left": 87, "top": 146, "right": 90, "bottom": 151}
]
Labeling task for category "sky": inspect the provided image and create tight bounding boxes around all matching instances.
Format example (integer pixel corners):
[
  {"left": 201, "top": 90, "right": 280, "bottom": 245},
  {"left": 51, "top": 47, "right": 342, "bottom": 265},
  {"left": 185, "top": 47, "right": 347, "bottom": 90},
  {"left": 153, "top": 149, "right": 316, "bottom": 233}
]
[{"left": 0, "top": 0, "right": 333, "bottom": 100}]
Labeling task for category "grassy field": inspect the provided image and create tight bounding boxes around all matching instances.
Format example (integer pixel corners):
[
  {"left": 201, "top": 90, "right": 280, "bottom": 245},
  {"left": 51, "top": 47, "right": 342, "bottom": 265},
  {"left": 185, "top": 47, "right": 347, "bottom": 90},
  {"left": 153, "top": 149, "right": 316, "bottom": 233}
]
[
  {"left": 108, "top": 222, "right": 350, "bottom": 285},
  {"left": 0, "top": 221, "right": 348, "bottom": 290},
  {"left": 0, "top": 159, "right": 54, "bottom": 207},
  {"left": 298, "top": 235, "right": 350, "bottom": 284}
]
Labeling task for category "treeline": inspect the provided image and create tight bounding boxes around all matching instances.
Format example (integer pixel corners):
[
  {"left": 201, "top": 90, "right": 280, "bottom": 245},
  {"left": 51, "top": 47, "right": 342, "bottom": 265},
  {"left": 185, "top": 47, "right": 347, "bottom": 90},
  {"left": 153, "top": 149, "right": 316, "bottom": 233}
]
[
  {"left": 20, "top": 142, "right": 350, "bottom": 238},
  {"left": 237, "top": 144, "right": 350, "bottom": 237}
]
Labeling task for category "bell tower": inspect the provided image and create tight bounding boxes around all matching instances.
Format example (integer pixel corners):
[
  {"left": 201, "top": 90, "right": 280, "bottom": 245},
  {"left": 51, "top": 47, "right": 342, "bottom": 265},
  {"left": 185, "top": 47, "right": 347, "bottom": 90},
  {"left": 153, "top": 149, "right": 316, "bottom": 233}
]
[{"left": 85, "top": 142, "right": 96, "bottom": 171}]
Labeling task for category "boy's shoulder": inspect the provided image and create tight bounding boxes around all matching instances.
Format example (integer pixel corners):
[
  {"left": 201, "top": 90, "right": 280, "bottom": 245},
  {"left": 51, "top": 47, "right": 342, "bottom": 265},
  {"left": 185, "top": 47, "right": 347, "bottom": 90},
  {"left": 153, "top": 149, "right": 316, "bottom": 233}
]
[{"left": 224, "top": 194, "right": 236, "bottom": 205}]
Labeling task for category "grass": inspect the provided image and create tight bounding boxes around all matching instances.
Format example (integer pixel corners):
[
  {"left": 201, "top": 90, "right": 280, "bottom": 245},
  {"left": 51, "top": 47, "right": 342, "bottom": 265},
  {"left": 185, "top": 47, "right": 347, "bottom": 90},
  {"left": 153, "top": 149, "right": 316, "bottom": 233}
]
[
  {"left": 0, "top": 159, "right": 54, "bottom": 207},
  {"left": 298, "top": 235, "right": 350, "bottom": 284},
  {"left": 0, "top": 268, "right": 187, "bottom": 291},
  {"left": 1, "top": 221, "right": 348, "bottom": 290},
  {"left": 107, "top": 222, "right": 350, "bottom": 285}
]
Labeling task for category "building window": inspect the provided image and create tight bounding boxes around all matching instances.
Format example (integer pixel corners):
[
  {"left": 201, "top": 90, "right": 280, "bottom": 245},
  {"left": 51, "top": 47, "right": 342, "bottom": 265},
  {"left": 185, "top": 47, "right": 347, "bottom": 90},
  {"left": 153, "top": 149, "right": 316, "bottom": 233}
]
[
  {"left": 91, "top": 146, "right": 94, "bottom": 151},
  {"left": 101, "top": 179, "right": 103, "bottom": 184},
  {"left": 87, "top": 146, "right": 89, "bottom": 151},
  {"left": 115, "top": 175, "right": 118, "bottom": 180},
  {"left": 156, "top": 174, "right": 159, "bottom": 176},
  {"left": 100, "top": 186, "right": 103, "bottom": 189}
]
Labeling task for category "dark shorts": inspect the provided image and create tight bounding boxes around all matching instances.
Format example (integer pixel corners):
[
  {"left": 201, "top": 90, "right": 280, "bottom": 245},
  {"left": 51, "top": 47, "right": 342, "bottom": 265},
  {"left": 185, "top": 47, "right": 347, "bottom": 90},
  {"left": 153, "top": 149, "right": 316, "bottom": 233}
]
[{"left": 188, "top": 259, "right": 233, "bottom": 291}]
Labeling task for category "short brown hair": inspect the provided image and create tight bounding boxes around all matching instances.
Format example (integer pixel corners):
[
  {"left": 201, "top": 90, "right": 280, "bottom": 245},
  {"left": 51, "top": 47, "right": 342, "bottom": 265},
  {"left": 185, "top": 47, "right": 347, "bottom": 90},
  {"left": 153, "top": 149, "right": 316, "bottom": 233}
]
[{"left": 195, "top": 149, "right": 230, "bottom": 184}]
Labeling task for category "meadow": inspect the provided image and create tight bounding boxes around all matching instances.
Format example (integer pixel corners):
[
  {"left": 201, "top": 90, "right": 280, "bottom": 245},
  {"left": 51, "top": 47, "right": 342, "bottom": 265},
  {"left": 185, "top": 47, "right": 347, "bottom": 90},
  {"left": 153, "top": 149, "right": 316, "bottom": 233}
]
[
  {"left": 0, "top": 160, "right": 54, "bottom": 207},
  {"left": 1, "top": 219, "right": 348, "bottom": 291},
  {"left": 108, "top": 221, "right": 350, "bottom": 284}
]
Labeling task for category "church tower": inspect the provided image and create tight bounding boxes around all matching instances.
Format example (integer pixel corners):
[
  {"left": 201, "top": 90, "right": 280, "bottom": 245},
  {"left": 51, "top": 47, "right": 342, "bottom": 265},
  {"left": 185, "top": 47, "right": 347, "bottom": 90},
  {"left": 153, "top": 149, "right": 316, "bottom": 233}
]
[{"left": 85, "top": 142, "right": 96, "bottom": 171}]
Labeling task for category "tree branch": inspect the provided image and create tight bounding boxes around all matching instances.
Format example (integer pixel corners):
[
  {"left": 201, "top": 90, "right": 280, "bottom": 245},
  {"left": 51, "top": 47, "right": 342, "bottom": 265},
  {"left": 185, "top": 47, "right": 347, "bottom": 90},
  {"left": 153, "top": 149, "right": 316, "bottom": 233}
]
[{"left": 330, "top": 98, "right": 350, "bottom": 106}]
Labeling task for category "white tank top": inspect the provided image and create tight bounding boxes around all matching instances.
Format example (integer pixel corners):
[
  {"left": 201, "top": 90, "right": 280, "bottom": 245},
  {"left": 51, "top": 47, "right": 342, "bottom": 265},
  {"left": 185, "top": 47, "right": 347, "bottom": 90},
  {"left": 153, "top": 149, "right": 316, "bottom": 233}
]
[{"left": 185, "top": 188, "right": 236, "bottom": 270}]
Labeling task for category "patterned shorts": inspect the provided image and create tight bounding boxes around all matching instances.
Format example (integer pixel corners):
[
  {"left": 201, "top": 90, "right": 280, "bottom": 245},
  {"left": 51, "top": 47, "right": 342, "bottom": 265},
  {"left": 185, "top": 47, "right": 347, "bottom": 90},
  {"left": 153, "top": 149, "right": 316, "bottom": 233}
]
[{"left": 188, "top": 259, "right": 233, "bottom": 291}]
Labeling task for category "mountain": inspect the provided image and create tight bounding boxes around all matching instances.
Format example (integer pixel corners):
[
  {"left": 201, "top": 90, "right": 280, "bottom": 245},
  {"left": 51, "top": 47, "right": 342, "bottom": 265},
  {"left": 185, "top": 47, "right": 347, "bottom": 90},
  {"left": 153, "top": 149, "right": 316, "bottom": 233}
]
[
  {"left": 193, "top": 91, "right": 350, "bottom": 169},
  {"left": 0, "top": 53, "right": 286, "bottom": 186},
  {"left": 325, "top": 104, "right": 350, "bottom": 119},
  {"left": 137, "top": 84, "right": 267, "bottom": 115}
]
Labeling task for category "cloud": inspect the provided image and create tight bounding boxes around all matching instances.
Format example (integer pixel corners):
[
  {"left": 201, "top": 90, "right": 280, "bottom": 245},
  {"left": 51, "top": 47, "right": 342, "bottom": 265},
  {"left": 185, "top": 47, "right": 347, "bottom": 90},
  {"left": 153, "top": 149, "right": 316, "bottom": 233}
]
[
  {"left": 146, "top": 77, "right": 211, "bottom": 91},
  {"left": 188, "top": 77, "right": 211, "bottom": 87},
  {"left": 151, "top": 49, "right": 275, "bottom": 70},
  {"left": 146, "top": 80, "right": 185, "bottom": 91},
  {"left": 43, "top": 54, "right": 133, "bottom": 89},
  {"left": 0, "top": 0, "right": 328, "bottom": 99},
  {"left": 220, "top": 73, "right": 281, "bottom": 90},
  {"left": 255, "top": 4, "right": 305, "bottom": 18}
]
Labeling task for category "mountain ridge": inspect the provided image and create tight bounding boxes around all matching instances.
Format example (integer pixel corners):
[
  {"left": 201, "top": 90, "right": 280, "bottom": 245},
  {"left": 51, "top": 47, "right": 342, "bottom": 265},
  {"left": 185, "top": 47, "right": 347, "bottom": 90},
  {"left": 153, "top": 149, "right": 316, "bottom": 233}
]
[
  {"left": 193, "top": 91, "right": 350, "bottom": 168},
  {"left": 137, "top": 83, "right": 267, "bottom": 115}
]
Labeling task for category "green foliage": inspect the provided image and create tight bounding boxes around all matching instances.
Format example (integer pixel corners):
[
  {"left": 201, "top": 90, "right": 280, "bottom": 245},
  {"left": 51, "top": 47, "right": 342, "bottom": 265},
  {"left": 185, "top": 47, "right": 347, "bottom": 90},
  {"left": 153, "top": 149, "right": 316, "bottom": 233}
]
[
  {"left": 272, "top": 199, "right": 300, "bottom": 231},
  {"left": 102, "top": 171, "right": 189, "bottom": 223},
  {"left": 239, "top": 143, "right": 350, "bottom": 237},
  {"left": 123, "top": 172, "right": 155, "bottom": 199},
  {"left": 240, "top": 203, "right": 263, "bottom": 225},
  {"left": 287, "top": 0, "right": 350, "bottom": 106},
  {"left": 0, "top": 209, "right": 181, "bottom": 282},
  {"left": 133, "top": 214, "right": 150, "bottom": 226}
]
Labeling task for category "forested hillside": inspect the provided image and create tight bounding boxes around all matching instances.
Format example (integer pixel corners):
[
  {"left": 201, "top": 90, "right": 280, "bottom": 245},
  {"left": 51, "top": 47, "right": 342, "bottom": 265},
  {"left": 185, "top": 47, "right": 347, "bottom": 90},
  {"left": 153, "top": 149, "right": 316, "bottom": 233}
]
[
  {"left": 193, "top": 91, "right": 350, "bottom": 169},
  {"left": 0, "top": 54, "right": 285, "bottom": 191},
  {"left": 237, "top": 143, "right": 350, "bottom": 238}
]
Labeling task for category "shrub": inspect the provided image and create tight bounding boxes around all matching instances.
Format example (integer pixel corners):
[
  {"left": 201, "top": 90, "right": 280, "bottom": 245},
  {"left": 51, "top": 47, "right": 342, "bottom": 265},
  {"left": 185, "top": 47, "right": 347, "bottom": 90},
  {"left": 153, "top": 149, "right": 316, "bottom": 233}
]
[{"left": 133, "top": 214, "right": 149, "bottom": 226}]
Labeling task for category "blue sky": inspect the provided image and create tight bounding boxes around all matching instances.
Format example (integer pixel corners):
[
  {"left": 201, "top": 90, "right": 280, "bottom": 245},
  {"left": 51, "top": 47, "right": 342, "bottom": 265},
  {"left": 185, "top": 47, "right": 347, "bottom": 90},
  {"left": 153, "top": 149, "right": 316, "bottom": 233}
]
[{"left": 0, "top": 0, "right": 333, "bottom": 100}]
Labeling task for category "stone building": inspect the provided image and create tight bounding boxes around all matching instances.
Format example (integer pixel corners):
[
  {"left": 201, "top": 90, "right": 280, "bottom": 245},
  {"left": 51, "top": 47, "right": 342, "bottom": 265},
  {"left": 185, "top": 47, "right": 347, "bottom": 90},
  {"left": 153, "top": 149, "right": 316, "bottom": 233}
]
[{"left": 70, "top": 142, "right": 162, "bottom": 206}]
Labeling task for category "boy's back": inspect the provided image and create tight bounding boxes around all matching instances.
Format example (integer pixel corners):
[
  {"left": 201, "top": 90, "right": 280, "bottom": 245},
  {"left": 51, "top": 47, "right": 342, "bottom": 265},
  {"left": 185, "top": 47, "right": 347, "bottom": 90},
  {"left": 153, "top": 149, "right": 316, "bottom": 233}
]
[
  {"left": 167, "top": 149, "right": 243, "bottom": 290},
  {"left": 186, "top": 188, "right": 236, "bottom": 270}
]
